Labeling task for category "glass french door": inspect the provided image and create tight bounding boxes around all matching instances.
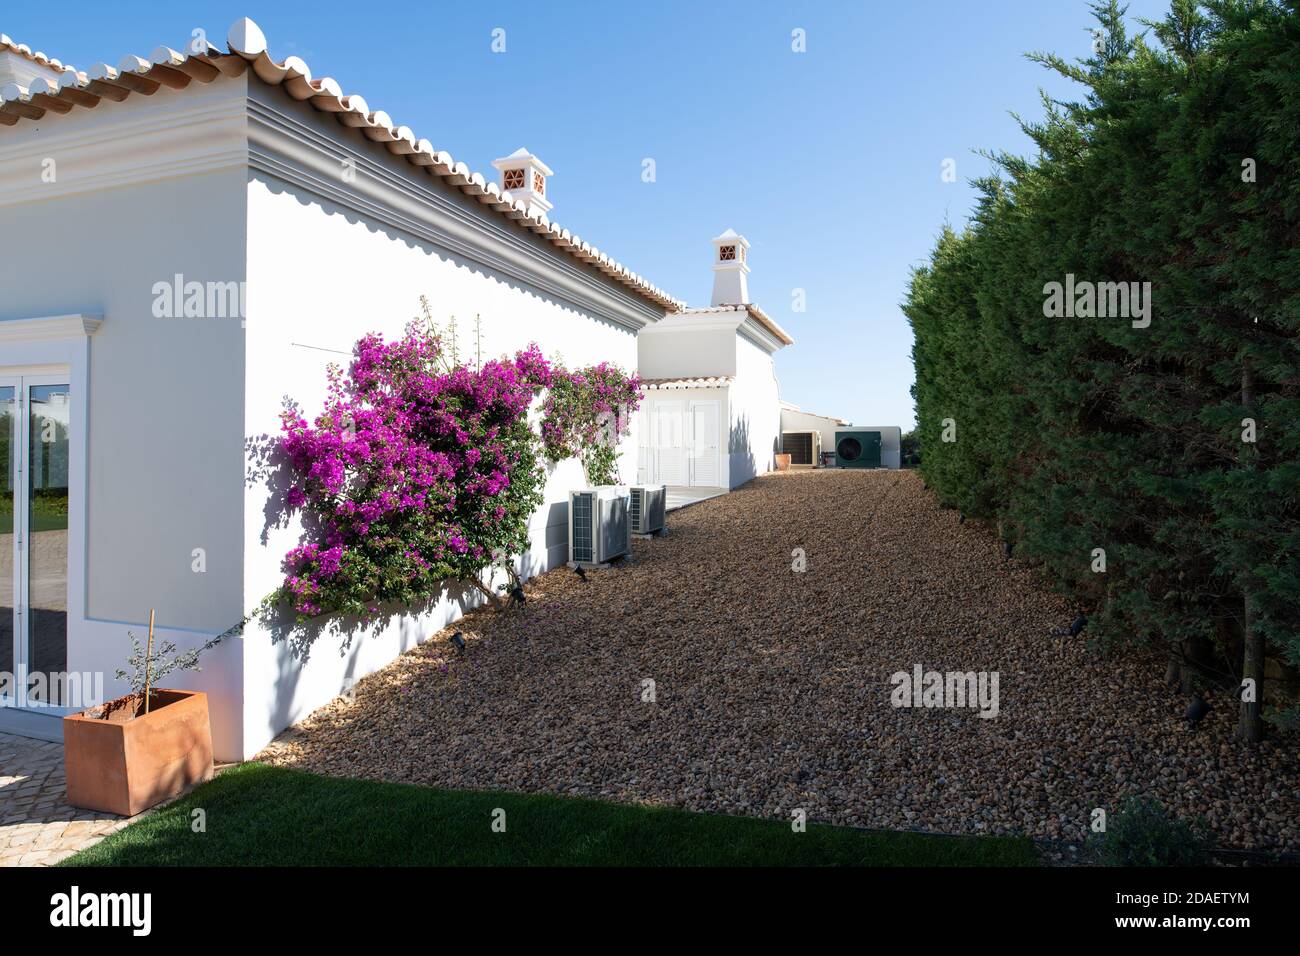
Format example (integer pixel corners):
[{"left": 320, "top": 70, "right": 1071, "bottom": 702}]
[{"left": 0, "top": 375, "right": 71, "bottom": 710}]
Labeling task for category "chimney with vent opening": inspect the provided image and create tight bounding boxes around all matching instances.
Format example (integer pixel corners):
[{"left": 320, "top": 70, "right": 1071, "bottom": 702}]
[
  {"left": 710, "top": 229, "right": 750, "bottom": 306},
  {"left": 491, "top": 147, "right": 553, "bottom": 217}
]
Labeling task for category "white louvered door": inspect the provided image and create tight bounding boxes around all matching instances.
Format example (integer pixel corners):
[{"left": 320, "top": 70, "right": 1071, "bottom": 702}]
[
  {"left": 688, "top": 400, "right": 720, "bottom": 487},
  {"left": 653, "top": 401, "right": 685, "bottom": 485}
]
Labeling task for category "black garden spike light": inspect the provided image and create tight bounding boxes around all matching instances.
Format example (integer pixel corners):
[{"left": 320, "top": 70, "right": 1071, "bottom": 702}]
[
  {"left": 1184, "top": 694, "right": 1212, "bottom": 728},
  {"left": 1049, "top": 613, "right": 1087, "bottom": 639}
]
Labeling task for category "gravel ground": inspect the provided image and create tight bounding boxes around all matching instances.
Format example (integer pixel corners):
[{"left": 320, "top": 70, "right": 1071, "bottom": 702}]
[{"left": 259, "top": 470, "right": 1300, "bottom": 854}]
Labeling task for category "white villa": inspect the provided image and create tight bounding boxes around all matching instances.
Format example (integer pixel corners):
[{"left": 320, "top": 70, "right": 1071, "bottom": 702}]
[
  {"left": 0, "top": 18, "right": 874, "bottom": 760},
  {"left": 637, "top": 230, "right": 794, "bottom": 492}
]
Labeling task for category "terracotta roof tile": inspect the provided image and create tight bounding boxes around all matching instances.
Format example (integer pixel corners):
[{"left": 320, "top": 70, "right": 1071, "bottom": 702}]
[
  {"left": 678, "top": 304, "right": 794, "bottom": 346},
  {"left": 641, "top": 376, "right": 734, "bottom": 389},
  {"left": 0, "top": 18, "right": 683, "bottom": 312},
  {"left": 0, "top": 33, "right": 74, "bottom": 72}
]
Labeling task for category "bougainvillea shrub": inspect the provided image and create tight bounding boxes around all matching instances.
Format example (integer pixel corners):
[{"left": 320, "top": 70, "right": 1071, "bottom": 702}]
[
  {"left": 540, "top": 362, "right": 642, "bottom": 485},
  {"left": 275, "top": 316, "right": 639, "bottom": 622}
]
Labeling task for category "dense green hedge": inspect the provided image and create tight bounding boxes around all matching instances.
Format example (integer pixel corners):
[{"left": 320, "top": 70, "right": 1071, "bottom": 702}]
[{"left": 905, "top": 0, "right": 1300, "bottom": 735}]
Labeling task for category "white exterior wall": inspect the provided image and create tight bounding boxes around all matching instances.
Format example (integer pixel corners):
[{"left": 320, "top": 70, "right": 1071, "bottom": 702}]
[
  {"left": 636, "top": 309, "right": 784, "bottom": 491},
  {"left": 0, "top": 172, "right": 249, "bottom": 629},
  {"left": 637, "top": 326, "right": 735, "bottom": 380},
  {"left": 235, "top": 82, "right": 654, "bottom": 760},
  {"left": 0, "top": 75, "right": 252, "bottom": 754},
  {"left": 728, "top": 334, "right": 782, "bottom": 487},
  {"left": 240, "top": 177, "right": 641, "bottom": 758},
  {"left": 0, "top": 72, "right": 658, "bottom": 759}
]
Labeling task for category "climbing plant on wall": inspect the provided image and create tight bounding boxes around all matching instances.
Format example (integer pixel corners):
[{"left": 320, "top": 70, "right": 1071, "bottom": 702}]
[
  {"left": 273, "top": 307, "right": 639, "bottom": 624},
  {"left": 539, "top": 361, "right": 641, "bottom": 485}
]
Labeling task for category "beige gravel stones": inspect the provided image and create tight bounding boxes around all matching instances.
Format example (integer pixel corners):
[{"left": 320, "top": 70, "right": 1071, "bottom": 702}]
[{"left": 258, "top": 470, "right": 1300, "bottom": 852}]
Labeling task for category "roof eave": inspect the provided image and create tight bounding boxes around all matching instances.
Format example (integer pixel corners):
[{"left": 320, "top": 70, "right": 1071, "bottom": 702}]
[{"left": 0, "top": 18, "right": 683, "bottom": 315}]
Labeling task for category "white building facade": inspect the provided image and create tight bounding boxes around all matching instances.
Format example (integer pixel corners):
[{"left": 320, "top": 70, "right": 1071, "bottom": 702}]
[
  {"left": 0, "top": 21, "right": 681, "bottom": 759},
  {"left": 0, "top": 18, "right": 885, "bottom": 760},
  {"left": 636, "top": 231, "right": 793, "bottom": 491}
]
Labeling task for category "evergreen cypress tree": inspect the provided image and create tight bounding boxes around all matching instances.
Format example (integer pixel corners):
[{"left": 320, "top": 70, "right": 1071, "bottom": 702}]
[{"left": 905, "top": 0, "right": 1300, "bottom": 735}]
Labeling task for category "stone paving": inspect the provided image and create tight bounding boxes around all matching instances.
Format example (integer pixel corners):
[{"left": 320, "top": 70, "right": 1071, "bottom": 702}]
[{"left": 0, "top": 731, "right": 129, "bottom": 866}]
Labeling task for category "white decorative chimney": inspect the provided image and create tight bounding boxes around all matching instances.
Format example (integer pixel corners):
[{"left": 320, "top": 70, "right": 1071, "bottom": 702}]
[
  {"left": 710, "top": 229, "right": 750, "bottom": 306},
  {"left": 491, "top": 147, "right": 553, "bottom": 215}
]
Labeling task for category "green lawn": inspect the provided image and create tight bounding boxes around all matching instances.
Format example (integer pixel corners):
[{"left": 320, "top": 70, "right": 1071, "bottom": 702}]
[
  {"left": 30, "top": 514, "right": 67, "bottom": 532},
  {"left": 65, "top": 762, "right": 1039, "bottom": 867}
]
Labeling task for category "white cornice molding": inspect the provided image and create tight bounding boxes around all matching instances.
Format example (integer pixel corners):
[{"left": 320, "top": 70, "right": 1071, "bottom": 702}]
[
  {"left": 640, "top": 313, "right": 745, "bottom": 336},
  {"left": 245, "top": 91, "right": 663, "bottom": 333},
  {"left": 0, "top": 72, "right": 665, "bottom": 332},
  {"left": 739, "top": 316, "right": 785, "bottom": 354},
  {"left": 0, "top": 314, "right": 103, "bottom": 341},
  {"left": 0, "top": 76, "right": 248, "bottom": 208}
]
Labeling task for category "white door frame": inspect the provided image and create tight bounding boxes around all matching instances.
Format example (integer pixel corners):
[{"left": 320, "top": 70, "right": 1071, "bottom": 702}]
[
  {"left": 0, "top": 315, "right": 99, "bottom": 726},
  {"left": 0, "top": 376, "right": 17, "bottom": 709},
  {"left": 4, "top": 373, "right": 71, "bottom": 710}
]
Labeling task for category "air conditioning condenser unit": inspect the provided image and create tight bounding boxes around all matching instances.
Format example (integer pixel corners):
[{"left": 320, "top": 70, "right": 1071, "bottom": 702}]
[
  {"left": 781, "top": 430, "right": 821, "bottom": 467},
  {"left": 629, "top": 484, "right": 667, "bottom": 536},
  {"left": 568, "top": 486, "right": 631, "bottom": 567}
]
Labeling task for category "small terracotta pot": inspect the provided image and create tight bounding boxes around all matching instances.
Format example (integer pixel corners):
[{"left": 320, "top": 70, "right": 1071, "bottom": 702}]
[
  {"left": 775, "top": 453, "right": 793, "bottom": 471},
  {"left": 63, "top": 689, "right": 214, "bottom": 817}
]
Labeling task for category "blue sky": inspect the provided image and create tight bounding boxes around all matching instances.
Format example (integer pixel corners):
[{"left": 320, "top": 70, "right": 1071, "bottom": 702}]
[{"left": 7, "top": 0, "right": 1175, "bottom": 427}]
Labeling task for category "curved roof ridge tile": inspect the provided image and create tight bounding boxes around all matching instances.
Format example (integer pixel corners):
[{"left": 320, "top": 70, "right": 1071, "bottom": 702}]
[
  {"left": 0, "top": 34, "right": 74, "bottom": 73},
  {"left": 0, "top": 16, "right": 685, "bottom": 311}
]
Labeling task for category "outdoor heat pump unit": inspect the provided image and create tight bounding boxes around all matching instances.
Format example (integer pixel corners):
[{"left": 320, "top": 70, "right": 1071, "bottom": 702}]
[
  {"left": 568, "top": 486, "right": 631, "bottom": 566},
  {"left": 629, "top": 484, "right": 667, "bottom": 535},
  {"left": 835, "top": 430, "right": 882, "bottom": 468},
  {"left": 781, "top": 430, "right": 821, "bottom": 467}
]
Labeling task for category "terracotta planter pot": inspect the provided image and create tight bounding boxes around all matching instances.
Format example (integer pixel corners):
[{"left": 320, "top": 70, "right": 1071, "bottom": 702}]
[
  {"left": 63, "top": 689, "right": 214, "bottom": 817},
  {"left": 775, "top": 453, "right": 792, "bottom": 471}
]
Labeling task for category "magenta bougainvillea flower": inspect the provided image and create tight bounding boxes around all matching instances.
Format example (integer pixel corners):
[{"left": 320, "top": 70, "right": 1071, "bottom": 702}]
[{"left": 275, "top": 317, "right": 639, "bottom": 622}]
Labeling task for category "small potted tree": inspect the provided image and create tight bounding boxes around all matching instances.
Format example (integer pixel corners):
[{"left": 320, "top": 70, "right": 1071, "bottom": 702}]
[{"left": 63, "top": 611, "right": 224, "bottom": 816}]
